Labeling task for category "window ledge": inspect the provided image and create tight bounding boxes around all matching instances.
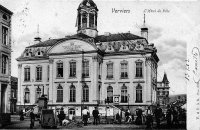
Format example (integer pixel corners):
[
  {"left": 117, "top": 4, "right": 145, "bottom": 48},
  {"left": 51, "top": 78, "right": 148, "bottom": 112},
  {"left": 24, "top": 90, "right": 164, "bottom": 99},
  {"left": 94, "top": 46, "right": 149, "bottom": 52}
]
[
  {"left": 56, "top": 77, "right": 64, "bottom": 79},
  {"left": 24, "top": 80, "right": 31, "bottom": 82},
  {"left": 120, "top": 77, "right": 128, "bottom": 79},
  {"left": 69, "top": 76, "right": 77, "bottom": 79},
  {"left": 135, "top": 77, "right": 143, "bottom": 79},
  {"left": 56, "top": 101, "right": 63, "bottom": 103},
  {"left": 35, "top": 80, "right": 42, "bottom": 82},
  {"left": 82, "top": 76, "right": 90, "bottom": 78},
  {"left": 135, "top": 101, "right": 143, "bottom": 103},
  {"left": 69, "top": 101, "right": 76, "bottom": 102}
]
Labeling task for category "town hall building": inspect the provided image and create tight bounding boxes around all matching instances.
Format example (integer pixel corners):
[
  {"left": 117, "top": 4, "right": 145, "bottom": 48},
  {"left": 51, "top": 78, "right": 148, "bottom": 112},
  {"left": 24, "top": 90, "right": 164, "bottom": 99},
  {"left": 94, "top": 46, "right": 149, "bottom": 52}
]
[{"left": 17, "top": 0, "right": 159, "bottom": 117}]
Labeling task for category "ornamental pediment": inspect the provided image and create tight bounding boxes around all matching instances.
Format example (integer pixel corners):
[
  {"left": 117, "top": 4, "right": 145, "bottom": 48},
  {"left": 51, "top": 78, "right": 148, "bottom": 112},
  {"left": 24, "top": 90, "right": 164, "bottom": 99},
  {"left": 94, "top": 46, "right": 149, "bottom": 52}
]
[
  {"left": 97, "top": 39, "right": 148, "bottom": 52},
  {"left": 48, "top": 39, "right": 97, "bottom": 54}
]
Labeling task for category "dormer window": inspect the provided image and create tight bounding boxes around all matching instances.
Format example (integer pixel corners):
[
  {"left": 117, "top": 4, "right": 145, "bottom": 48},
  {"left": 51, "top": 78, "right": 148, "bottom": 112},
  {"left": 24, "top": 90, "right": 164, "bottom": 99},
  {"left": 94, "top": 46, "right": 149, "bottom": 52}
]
[
  {"left": 36, "top": 50, "right": 43, "bottom": 56},
  {"left": 25, "top": 52, "right": 29, "bottom": 57},
  {"left": 2, "top": 14, "right": 7, "bottom": 20}
]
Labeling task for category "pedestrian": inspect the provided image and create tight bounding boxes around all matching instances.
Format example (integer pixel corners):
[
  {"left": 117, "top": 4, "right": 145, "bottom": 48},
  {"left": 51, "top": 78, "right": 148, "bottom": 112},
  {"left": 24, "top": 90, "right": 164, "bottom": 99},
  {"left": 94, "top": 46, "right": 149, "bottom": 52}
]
[
  {"left": 154, "top": 104, "right": 162, "bottom": 128},
  {"left": 166, "top": 105, "right": 172, "bottom": 128},
  {"left": 172, "top": 106, "right": 179, "bottom": 127},
  {"left": 82, "top": 106, "right": 89, "bottom": 126},
  {"left": 115, "top": 112, "right": 121, "bottom": 124},
  {"left": 30, "top": 109, "right": 35, "bottom": 129},
  {"left": 125, "top": 109, "right": 130, "bottom": 122},
  {"left": 135, "top": 107, "right": 143, "bottom": 125},
  {"left": 98, "top": 113, "right": 101, "bottom": 124},
  {"left": 58, "top": 107, "right": 65, "bottom": 126},
  {"left": 19, "top": 109, "right": 24, "bottom": 121},
  {"left": 92, "top": 107, "right": 99, "bottom": 125},
  {"left": 145, "top": 106, "right": 153, "bottom": 129}
]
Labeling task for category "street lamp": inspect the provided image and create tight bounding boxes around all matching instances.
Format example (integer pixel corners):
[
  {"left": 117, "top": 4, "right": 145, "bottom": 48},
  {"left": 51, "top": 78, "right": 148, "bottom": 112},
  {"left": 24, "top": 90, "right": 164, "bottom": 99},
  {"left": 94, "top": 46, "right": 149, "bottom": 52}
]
[
  {"left": 128, "top": 94, "right": 130, "bottom": 109},
  {"left": 105, "top": 98, "right": 110, "bottom": 124}
]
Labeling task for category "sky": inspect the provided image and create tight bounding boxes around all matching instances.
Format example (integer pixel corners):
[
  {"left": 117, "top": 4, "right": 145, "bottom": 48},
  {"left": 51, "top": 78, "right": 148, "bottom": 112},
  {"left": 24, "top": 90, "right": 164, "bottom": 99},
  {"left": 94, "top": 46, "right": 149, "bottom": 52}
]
[{"left": 1, "top": 0, "right": 200, "bottom": 95}]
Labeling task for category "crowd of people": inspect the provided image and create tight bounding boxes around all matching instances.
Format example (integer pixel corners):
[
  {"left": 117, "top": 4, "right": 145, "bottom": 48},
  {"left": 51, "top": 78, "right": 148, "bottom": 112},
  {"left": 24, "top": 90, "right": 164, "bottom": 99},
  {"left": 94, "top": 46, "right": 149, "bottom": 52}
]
[{"left": 19, "top": 104, "right": 186, "bottom": 129}]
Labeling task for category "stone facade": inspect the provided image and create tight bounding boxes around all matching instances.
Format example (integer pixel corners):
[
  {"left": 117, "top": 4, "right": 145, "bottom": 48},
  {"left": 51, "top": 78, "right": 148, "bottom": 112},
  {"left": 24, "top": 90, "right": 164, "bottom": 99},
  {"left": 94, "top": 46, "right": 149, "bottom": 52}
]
[
  {"left": 0, "top": 5, "right": 12, "bottom": 114},
  {"left": 17, "top": 0, "right": 159, "bottom": 116}
]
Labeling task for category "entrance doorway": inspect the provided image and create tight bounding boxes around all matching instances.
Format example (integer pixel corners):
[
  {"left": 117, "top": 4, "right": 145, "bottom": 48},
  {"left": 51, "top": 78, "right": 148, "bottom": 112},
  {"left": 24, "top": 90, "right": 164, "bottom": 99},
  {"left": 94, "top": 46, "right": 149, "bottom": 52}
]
[{"left": 1, "top": 84, "right": 7, "bottom": 113}]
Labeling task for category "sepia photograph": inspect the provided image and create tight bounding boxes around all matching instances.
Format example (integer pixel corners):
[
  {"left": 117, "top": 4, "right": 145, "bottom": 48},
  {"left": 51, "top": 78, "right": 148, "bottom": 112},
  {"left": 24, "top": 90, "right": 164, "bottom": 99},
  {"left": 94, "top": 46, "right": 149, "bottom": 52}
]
[{"left": 0, "top": 0, "right": 199, "bottom": 129}]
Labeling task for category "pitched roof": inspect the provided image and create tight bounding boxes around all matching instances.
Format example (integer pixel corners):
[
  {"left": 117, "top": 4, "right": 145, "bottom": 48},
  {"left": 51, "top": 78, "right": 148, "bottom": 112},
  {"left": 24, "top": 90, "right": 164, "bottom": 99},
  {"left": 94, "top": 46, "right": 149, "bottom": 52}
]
[
  {"left": 96, "top": 33, "right": 144, "bottom": 42},
  {"left": 162, "top": 72, "right": 169, "bottom": 83},
  {"left": 27, "top": 33, "right": 145, "bottom": 48},
  {"left": 0, "top": 4, "right": 13, "bottom": 15}
]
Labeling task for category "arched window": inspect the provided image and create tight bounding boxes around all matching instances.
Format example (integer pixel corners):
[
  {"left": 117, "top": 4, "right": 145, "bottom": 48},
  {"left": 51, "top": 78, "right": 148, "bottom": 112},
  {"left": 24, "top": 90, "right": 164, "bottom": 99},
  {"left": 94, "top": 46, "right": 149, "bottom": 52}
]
[
  {"left": 82, "top": 12, "right": 87, "bottom": 28},
  {"left": 69, "top": 108, "right": 75, "bottom": 115},
  {"left": 35, "top": 87, "right": 41, "bottom": 103},
  {"left": 24, "top": 87, "right": 30, "bottom": 103},
  {"left": 3, "top": 14, "right": 7, "bottom": 20},
  {"left": 57, "top": 84, "right": 63, "bottom": 102},
  {"left": 70, "top": 84, "right": 76, "bottom": 102},
  {"left": 121, "top": 84, "right": 128, "bottom": 103},
  {"left": 82, "top": 84, "right": 89, "bottom": 102},
  {"left": 136, "top": 84, "right": 142, "bottom": 103},
  {"left": 107, "top": 86, "right": 113, "bottom": 103}
]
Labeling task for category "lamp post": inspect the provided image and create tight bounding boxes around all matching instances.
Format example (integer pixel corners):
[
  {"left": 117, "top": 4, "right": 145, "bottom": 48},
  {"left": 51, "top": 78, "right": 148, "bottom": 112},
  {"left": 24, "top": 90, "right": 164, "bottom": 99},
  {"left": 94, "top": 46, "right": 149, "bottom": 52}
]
[
  {"left": 128, "top": 94, "right": 130, "bottom": 109},
  {"left": 105, "top": 98, "right": 110, "bottom": 124}
]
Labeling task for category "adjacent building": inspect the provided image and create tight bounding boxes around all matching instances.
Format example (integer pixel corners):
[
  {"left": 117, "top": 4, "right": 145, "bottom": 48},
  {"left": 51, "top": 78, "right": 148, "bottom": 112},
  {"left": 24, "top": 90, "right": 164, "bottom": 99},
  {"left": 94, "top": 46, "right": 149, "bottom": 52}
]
[
  {"left": 157, "top": 72, "right": 170, "bottom": 108},
  {"left": 17, "top": 0, "right": 159, "bottom": 117},
  {"left": 0, "top": 4, "right": 13, "bottom": 126},
  {"left": 0, "top": 4, "right": 12, "bottom": 114}
]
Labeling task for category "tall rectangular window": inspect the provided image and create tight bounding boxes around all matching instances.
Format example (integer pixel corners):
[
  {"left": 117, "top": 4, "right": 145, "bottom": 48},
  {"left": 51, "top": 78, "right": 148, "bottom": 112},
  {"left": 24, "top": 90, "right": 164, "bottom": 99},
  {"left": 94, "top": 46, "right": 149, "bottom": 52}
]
[
  {"left": 136, "top": 62, "right": 143, "bottom": 78},
  {"left": 83, "top": 85, "right": 89, "bottom": 102},
  {"left": 83, "top": 60, "right": 89, "bottom": 77},
  {"left": 47, "top": 65, "right": 49, "bottom": 81},
  {"left": 24, "top": 67, "right": 30, "bottom": 81},
  {"left": 2, "top": 54, "right": 8, "bottom": 74},
  {"left": 57, "top": 62, "right": 63, "bottom": 78},
  {"left": 2, "top": 26, "right": 8, "bottom": 45},
  {"left": 36, "top": 66, "right": 42, "bottom": 81},
  {"left": 107, "top": 63, "right": 113, "bottom": 78},
  {"left": 121, "top": 63, "right": 128, "bottom": 79},
  {"left": 70, "top": 62, "right": 76, "bottom": 77}
]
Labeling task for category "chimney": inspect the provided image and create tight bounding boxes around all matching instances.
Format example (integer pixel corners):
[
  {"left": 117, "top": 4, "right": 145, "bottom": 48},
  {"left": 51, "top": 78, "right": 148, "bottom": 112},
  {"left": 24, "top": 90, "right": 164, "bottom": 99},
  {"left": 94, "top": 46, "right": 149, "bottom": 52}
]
[{"left": 141, "top": 14, "right": 148, "bottom": 41}]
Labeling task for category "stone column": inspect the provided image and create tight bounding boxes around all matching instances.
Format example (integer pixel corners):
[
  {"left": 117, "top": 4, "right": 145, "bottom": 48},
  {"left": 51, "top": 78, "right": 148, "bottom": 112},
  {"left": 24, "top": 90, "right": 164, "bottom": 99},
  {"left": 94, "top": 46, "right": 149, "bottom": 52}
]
[
  {"left": 49, "top": 59, "right": 54, "bottom": 105},
  {"left": 87, "top": 13, "right": 90, "bottom": 28},
  {"left": 92, "top": 56, "right": 98, "bottom": 104},
  {"left": 17, "top": 64, "right": 22, "bottom": 107},
  {"left": 80, "top": 12, "right": 83, "bottom": 28},
  {"left": 94, "top": 13, "right": 96, "bottom": 29}
]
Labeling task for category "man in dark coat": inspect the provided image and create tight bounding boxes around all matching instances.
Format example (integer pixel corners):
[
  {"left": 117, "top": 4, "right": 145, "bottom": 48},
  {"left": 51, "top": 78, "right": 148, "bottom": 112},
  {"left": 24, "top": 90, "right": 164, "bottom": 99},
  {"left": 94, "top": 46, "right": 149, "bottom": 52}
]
[
  {"left": 58, "top": 107, "right": 65, "bottom": 126},
  {"left": 92, "top": 107, "right": 99, "bottom": 125},
  {"left": 19, "top": 109, "right": 24, "bottom": 121},
  {"left": 30, "top": 109, "right": 35, "bottom": 129},
  {"left": 166, "top": 105, "right": 172, "bottom": 128},
  {"left": 154, "top": 104, "right": 162, "bottom": 128},
  {"left": 135, "top": 107, "right": 143, "bottom": 125}
]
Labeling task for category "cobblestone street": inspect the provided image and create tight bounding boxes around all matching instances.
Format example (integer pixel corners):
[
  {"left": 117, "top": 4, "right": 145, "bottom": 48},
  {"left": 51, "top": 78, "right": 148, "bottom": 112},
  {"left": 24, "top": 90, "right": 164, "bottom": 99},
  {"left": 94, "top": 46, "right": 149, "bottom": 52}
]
[
  {"left": 2, "top": 115, "right": 186, "bottom": 129},
  {"left": 2, "top": 115, "right": 144, "bottom": 129}
]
